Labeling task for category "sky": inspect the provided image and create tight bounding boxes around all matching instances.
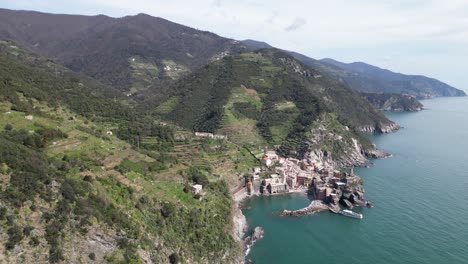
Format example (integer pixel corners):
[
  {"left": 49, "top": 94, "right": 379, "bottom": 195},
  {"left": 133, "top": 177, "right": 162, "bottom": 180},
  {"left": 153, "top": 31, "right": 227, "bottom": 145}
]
[{"left": 2, "top": 0, "right": 468, "bottom": 91}]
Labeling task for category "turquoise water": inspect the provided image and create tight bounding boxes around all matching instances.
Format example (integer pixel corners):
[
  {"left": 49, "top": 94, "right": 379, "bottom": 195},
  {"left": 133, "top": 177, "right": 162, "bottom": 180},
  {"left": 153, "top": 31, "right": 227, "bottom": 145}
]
[{"left": 243, "top": 97, "right": 468, "bottom": 264}]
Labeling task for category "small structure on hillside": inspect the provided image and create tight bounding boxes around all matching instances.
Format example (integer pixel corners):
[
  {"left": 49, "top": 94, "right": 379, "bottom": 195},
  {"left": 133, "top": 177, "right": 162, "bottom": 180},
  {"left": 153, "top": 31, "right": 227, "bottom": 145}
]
[
  {"left": 192, "top": 184, "right": 203, "bottom": 195},
  {"left": 261, "top": 156, "right": 272, "bottom": 167},
  {"left": 25, "top": 115, "right": 33, "bottom": 121},
  {"left": 106, "top": 130, "right": 113, "bottom": 136},
  {"left": 194, "top": 132, "right": 227, "bottom": 140},
  {"left": 252, "top": 167, "right": 262, "bottom": 174}
]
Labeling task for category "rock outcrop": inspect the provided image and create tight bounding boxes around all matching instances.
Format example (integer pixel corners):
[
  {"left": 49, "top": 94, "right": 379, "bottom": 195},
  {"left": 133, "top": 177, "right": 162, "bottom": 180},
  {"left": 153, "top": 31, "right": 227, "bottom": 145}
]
[
  {"left": 244, "top": 227, "right": 265, "bottom": 251},
  {"left": 232, "top": 205, "right": 248, "bottom": 243},
  {"left": 366, "top": 149, "right": 392, "bottom": 159},
  {"left": 361, "top": 93, "right": 424, "bottom": 112},
  {"left": 358, "top": 122, "right": 400, "bottom": 133}
]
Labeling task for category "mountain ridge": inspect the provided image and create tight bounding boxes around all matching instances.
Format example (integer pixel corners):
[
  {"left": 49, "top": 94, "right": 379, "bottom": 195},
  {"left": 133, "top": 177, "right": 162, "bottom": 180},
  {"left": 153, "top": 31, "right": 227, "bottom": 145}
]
[
  {"left": 319, "top": 58, "right": 465, "bottom": 98},
  {"left": 242, "top": 39, "right": 465, "bottom": 99},
  {"left": 0, "top": 8, "right": 243, "bottom": 93}
]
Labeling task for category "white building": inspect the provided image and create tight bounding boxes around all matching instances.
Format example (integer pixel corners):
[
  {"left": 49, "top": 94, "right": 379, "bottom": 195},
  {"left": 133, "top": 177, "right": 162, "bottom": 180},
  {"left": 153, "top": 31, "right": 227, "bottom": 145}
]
[{"left": 192, "top": 184, "right": 203, "bottom": 195}]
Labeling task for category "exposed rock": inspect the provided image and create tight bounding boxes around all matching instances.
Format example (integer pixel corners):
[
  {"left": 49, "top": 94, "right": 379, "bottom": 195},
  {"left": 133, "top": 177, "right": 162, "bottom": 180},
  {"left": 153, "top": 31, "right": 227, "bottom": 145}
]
[
  {"left": 353, "top": 198, "right": 366, "bottom": 207},
  {"left": 327, "top": 203, "right": 341, "bottom": 213},
  {"left": 358, "top": 122, "right": 400, "bottom": 134},
  {"left": 361, "top": 93, "right": 424, "bottom": 112},
  {"left": 366, "top": 149, "right": 392, "bottom": 159},
  {"left": 232, "top": 205, "right": 248, "bottom": 242},
  {"left": 379, "top": 122, "right": 401, "bottom": 133},
  {"left": 341, "top": 198, "right": 353, "bottom": 209},
  {"left": 244, "top": 227, "right": 264, "bottom": 249}
]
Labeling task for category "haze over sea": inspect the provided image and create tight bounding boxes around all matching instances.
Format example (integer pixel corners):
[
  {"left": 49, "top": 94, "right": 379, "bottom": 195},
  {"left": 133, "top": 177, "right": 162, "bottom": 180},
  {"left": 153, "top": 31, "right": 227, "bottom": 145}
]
[{"left": 243, "top": 97, "right": 468, "bottom": 264}]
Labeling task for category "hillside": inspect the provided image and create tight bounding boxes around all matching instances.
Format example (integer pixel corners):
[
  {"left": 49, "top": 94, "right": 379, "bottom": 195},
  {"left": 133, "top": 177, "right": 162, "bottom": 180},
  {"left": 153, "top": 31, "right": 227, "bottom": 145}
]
[
  {"left": 151, "top": 50, "right": 398, "bottom": 159},
  {"left": 2, "top": 8, "right": 460, "bottom": 102},
  {"left": 319, "top": 58, "right": 465, "bottom": 99},
  {"left": 0, "top": 49, "right": 254, "bottom": 263},
  {"left": 361, "top": 93, "right": 423, "bottom": 112},
  {"left": 0, "top": 10, "right": 409, "bottom": 263},
  {"left": 242, "top": 40, "right": 465, "bottom": 100},
  {"left": 0, "top": 9, "right": 246, "bottom": 94}
]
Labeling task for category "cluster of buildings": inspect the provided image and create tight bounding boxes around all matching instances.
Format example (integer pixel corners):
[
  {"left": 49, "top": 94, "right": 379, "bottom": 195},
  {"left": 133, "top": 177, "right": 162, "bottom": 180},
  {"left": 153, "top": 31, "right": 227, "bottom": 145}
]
[{"left": 246, "top": 150, "right": 357, "bottom": 204}]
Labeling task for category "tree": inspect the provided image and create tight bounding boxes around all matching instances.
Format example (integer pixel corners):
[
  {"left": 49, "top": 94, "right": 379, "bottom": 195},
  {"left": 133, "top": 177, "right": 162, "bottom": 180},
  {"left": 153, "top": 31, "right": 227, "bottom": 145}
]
[{"left": 4, "top": 123, "right": 13, "bottom": 131}]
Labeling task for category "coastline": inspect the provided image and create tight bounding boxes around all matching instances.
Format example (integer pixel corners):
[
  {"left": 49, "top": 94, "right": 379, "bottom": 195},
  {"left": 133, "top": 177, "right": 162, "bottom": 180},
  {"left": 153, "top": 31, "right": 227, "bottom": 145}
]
[
  {"left": 231, "top": 150, "right": 391, "bottom": 261},
  {"left": 231, "top": 186, "right": 310, "bottom": 262}
]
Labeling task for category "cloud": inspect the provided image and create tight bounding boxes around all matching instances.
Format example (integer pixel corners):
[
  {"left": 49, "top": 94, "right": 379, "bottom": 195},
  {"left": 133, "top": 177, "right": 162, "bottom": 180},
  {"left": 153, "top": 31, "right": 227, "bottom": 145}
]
[
  {"left": 265, "top": 11, "right": 278, "bottom": 24},
  {"left": 284, "top": 17, "right": 306, "bottom": 32},
  {"left": 212, "top": 0, "right": 223, "bottom": 8}
]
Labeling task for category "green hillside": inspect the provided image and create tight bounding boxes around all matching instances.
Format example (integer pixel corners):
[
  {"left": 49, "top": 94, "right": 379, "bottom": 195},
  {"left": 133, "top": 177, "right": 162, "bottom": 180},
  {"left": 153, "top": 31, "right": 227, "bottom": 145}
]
[
  {"left": 0, "top": 51, "right": 252, "bottom": 263},
  {"left": 159, "top": 50, "right": 396, "bottom": 156}
]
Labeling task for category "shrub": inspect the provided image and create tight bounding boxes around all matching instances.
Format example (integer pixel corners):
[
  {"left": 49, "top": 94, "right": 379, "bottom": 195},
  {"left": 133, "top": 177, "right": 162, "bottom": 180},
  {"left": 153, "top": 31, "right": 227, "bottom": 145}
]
[
  {"left": 23, "top": 225, "right": 33, "bottom": 236},
  {"left": 169, "top": 253, "right": 180, "bottom": 264},
  {"left": 29, "top": 236, "right": 40, "bottom": 246},
  {"left": 160, "top": 202, "right": 175, "bottom": 218},
  {"left": 0, "top": 207, "right": 7, "bottom": 220},
  {"left": 6, "top": 225, "right": 23, "bottom": 250},
  {"left": 83, "top": 175, "right": 94, "bottom": 182}
]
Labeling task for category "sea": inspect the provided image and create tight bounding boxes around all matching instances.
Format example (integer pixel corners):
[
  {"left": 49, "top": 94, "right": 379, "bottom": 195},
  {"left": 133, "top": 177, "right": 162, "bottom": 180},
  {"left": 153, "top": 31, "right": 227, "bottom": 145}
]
[{"left": 243, "top": 97, "right": 468, "bottom": 264}]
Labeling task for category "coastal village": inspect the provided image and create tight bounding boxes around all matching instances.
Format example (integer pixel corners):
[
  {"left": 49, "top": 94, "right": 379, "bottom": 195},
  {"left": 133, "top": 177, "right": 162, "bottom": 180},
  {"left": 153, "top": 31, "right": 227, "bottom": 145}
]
[
  {"left": 191, "top": 131, "right": 370, "bottom": 216},
  {"left": 240, "top": 149, "right": 370, "bottom": 216}
]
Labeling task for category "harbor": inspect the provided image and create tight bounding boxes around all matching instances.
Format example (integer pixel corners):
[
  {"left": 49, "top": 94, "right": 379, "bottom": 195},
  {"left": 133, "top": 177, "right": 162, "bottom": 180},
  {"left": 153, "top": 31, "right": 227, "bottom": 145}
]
[
  {"left": 243, "top": 98, "right": 468, "bottom": 264},
  {"left": 235, "top": 149, "right": 372, "bottom": 218}
]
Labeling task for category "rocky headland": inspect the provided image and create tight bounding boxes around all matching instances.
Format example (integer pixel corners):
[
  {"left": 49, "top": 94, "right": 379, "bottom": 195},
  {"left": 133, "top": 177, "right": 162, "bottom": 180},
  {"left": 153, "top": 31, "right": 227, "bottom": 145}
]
[{"left": 361, "top": 93, "right": 424, "bottom": 112}]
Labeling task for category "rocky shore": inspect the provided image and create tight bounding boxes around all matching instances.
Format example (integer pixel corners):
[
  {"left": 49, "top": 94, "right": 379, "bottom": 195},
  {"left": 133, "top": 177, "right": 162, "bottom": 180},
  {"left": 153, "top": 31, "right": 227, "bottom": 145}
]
[
  {"left": 244, "top": 227, "right": 265, "bottom": 256},
  {"left": 232, "top": 140, "right": 392, "bottom": 261},
  {"left": 365, "top": 149, "right": 392, "bottom": 159},
  {"left": 361, "top": 92, "right": 424, "bottom": 112},
  {"left": 358, "top": 122, "right": 400, "bottom": 133}
]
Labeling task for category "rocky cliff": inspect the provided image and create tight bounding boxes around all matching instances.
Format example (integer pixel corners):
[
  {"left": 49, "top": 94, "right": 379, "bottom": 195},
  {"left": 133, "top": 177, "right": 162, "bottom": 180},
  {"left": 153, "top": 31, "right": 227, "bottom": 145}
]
[
  {"left": 295, "top": 113, "right": 389, "bottom": 168},
  {"left": 358, "top": 122, "right": 400, "bottom": 134},
  {"left": 361, "top": 93, "right": 423, "bottom": 112}
]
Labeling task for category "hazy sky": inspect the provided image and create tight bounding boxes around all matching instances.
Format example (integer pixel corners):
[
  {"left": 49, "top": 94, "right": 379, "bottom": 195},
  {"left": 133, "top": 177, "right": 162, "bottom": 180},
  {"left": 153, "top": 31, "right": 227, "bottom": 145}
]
[{"left": 2, "top": 0, "right": 468, "bottom": 90}]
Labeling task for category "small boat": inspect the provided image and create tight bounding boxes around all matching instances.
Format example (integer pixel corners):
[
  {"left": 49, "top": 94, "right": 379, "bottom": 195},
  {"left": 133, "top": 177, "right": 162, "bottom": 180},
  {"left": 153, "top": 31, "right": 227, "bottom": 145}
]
[{"left": 340, "top": 209, "right": 363, "bottom": 219}]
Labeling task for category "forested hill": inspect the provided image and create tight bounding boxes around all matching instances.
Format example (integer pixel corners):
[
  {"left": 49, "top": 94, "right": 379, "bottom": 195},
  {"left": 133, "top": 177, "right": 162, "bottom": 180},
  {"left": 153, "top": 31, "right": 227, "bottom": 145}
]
[
  {"left": 0, "top": 47, "right": 134, "bottom": 121},
  {"left": 150, "top": 49, "right": 398, "bottom": 157},
  {"left": 242, "top": 39, "right": 465, "bottom": 99},
  {"left": 0, "top": 39, "right": 249, "bottom": 263},
  {"left": 0, "top": 8, "right": 245, "bottom": 93}
]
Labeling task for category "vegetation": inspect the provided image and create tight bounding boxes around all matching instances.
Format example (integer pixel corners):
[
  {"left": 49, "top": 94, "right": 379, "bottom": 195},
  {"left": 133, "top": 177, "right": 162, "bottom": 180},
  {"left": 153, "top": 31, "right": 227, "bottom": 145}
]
[
  {"left": 0, "top": 15, "right": 402, "bottom": 263},
  {"left": 0, "top": 47, "right": 247, "bottom": 262},
  {"left": 361, "top": 92, "right": 424, "bottom": 112},
  {"left": 0, "top": 53, "right": 135, "bottom": 121},
  {"left": 158, "top": 50, "right": 390, "bottom": 157}
]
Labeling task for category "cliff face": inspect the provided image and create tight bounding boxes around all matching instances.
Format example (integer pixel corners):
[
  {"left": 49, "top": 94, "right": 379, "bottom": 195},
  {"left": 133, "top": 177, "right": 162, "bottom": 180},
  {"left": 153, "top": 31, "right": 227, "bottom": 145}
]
[
  {"left": 361, "top": 93, "right": 423, "bottom": 112},
  {"left": 358, "top": 122, "right": 400, "bottom": 134},
  {"left": 299, "top": 114, "right": 373, "bottom": 168}
]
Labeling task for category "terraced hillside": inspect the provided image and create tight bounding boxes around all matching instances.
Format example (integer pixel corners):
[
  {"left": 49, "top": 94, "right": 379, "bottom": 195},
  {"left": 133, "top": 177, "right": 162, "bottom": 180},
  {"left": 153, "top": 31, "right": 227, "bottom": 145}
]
[
  {"left": 159, "top": 50, "right": 398, "bottom": 157},
  {"left": 0, "top": 50, "right": 256, "bottom": 263}
]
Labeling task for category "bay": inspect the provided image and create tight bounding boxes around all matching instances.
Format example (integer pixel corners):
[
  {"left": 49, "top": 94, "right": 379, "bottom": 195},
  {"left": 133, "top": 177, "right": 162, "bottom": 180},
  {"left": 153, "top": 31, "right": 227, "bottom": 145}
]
[{"left": 243, "top": 97, "right": 468, "bottom": 264}]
